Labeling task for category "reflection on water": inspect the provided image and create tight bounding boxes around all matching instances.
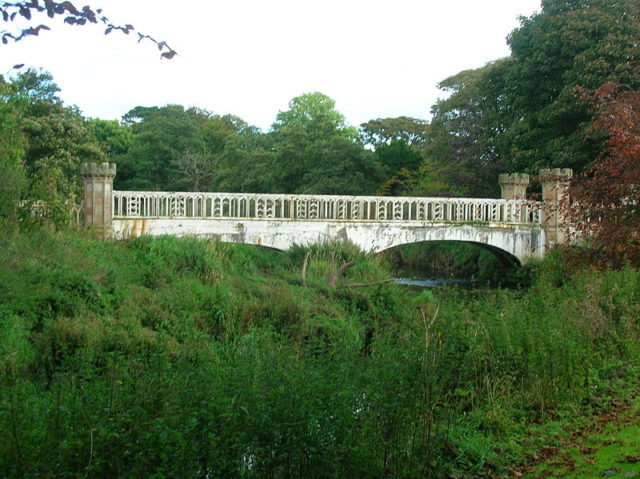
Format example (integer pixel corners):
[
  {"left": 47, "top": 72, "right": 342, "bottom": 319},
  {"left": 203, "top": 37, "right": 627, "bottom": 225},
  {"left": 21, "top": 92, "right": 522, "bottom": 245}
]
[
  {"left": 393, "top": 278, "right": 469, "bottom": 288},
  {"left": 392, "top": 264, "right": 495, "bottom": 289},
  {"left": 393, "top": 276, "right": 494, "bottom": 289}
]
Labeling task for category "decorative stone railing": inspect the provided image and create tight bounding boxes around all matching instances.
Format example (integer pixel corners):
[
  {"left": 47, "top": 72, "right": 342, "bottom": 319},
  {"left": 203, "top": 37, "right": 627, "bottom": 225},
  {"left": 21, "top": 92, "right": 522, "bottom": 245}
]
[
  {"left": 113, "top": 191, "right": 543, "bottom": 225},
  {"left": 17, "top": 200, "right": 83, "bottom": 223}
]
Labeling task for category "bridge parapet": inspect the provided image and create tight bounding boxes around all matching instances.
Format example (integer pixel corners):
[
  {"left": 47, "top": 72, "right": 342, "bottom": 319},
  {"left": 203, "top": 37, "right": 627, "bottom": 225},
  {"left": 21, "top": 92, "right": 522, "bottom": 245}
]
[{"left": 113, "top": 191, "right": 543, "bottom": 225}]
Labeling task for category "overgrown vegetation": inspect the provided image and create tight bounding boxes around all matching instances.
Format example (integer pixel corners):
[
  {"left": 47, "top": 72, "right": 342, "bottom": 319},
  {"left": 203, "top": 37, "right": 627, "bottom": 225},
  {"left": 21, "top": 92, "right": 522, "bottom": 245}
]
[{"left": 1, "top": 231, "right": 639, "bottom": 478}]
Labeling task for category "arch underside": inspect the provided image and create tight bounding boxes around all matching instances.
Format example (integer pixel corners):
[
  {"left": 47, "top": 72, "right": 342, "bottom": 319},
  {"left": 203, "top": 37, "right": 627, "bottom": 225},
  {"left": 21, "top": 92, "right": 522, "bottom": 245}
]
[{"left": 377, "top": 240, "right": 522, "bottom": 267}]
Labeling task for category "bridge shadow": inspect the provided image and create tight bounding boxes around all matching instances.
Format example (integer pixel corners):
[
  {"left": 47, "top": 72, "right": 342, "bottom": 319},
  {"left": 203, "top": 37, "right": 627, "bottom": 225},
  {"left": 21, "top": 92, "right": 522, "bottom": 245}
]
[
  {"left": 378, "top": 240, "right": 520, "bottom": 282},
  {"left": 204, "top": 238, "right": 521, "bottom": 270}
]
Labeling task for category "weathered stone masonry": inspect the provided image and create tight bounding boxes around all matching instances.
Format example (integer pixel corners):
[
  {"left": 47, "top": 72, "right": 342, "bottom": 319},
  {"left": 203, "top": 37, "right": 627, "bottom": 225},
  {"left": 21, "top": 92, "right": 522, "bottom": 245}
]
[{"left": 80, "top": 162, "right": 116, "bottom": 235}]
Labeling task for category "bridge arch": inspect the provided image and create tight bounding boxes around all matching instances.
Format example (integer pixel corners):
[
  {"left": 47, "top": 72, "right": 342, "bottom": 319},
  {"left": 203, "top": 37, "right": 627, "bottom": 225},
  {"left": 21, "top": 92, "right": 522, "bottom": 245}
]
[
  {"left": 377, "top": 240, "right": 522, "bottom": 267},
  {"left": 344, "top": 222, "right": 544, "bottom": 265}
]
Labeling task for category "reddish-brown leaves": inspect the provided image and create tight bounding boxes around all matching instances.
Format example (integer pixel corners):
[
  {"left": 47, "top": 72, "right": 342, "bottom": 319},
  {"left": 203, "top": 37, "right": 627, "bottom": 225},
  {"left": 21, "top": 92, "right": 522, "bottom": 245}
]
[{"left": 567, "top": 80, "right": 640, "bottom": 267}]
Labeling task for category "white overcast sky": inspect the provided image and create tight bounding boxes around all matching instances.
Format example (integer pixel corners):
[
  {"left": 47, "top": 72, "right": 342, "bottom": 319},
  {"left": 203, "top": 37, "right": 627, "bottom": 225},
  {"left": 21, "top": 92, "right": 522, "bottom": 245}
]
[{"left": 2, "top": 0, "right": 541, "bottom": 131}]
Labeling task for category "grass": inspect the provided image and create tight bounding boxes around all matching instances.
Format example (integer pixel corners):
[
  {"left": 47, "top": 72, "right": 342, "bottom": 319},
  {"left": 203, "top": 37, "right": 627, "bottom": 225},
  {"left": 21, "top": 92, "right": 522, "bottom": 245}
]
[{"left": 521, "top": 391, "right": 640, "bottom": 478}]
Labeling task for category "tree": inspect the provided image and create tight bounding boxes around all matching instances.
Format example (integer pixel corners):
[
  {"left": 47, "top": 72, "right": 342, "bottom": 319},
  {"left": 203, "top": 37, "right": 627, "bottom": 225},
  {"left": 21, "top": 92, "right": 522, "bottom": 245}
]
[
  {"left": 371, "top": 140, "right": 423, "bottom": 196},
  {"left": 118, "top": 105, "right": 205, "bottom": 190},
  {"left": 1, "top": 69, "right": 105, "bottom": 224},
  {"left": 213, "top": 126, "right": 276, "bottom": 193},
  {"left": 0, "top": 75, "right": 26, "bottom": 221},
  {"left": 272, "top": 92, "right": 358, "bottom": 140},
  {"left": 171, "top": 112, "right": 251, "bottom": 192},
  {"left": 420, "top": 64, "right": 504, "bottom": 197},
  {"left": 197, "top": 113, "right": 250, "bottom": 154},
  {"left": 377, "top": 168, "right": 417, "bottom": 196},
  {"left": 567, "top": 81, "right": 640, "bottom": 267},
  {"left": 117, "top": 106, "right": 270, "bottom": 192},
  {"left": 88, "top": 118, "right": 133, "bottom": 156},
  {"left": 376, "top": 140, "right": 422, "bottom": 175},
  {"left": 171, "top": 149, "right": 217, "bottom": 192},
  {"left": 360, "top": 116, "right": 430, "bottom": 149},
  {"left": 271, "top": 92, "right": 381, "bottom": 195},
  {"left": 359, "top": 117, "right": 429, "bottom": 197},
  {"left": 489, "top": 0, "right": 640, "bottom": 173},
  {"left": 289, "top": 135, "right": 380, "bottom": 195},
  {"left": 1, "top": 0, "right": 176, "bottom": 58},
  {"left": 414, "top": 0, "right": 640, "bottom": 197}
]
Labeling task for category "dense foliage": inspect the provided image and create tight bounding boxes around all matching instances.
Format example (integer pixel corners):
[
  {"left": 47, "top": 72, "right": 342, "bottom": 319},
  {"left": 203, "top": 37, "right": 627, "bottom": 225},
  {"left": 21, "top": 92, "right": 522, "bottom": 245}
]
[
  {"left": 492, "top": 0, "right": 639, "bottom": 173},
  {"left": 0, "top": 69, "right": 105, "bottom": 225},
  {"left": 270, "top": 92, "right": 380, "bottom": 195},
  {"left": 421, "top": 64, "right": 502, "bottom": 197},
  {"left": 2, "top": 0, "right": 638, "bottom": 210},
  {"left": 1, "top": 232, "right": 639, "bottom": 478},
  {"left": 0, "top": 75, "right": 26, "bottom": 220},
  {"left": 568, "top": 81, "right": 640, "bottom": 267},
  {"left": 422, "top": 0, "right": 640, "bottom": 196}
]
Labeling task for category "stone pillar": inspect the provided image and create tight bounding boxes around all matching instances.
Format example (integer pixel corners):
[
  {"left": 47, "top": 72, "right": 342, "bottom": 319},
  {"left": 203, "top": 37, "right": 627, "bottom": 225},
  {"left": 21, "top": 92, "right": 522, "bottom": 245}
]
[
  {"left": 539, "top": 168, "right": 573, "bottom": 246},
  {"left": 498, "top": 173, "right": 530, "bottom": 200},
  {"left": 80, "top": 162, "right": 116, "bottom": 233}
]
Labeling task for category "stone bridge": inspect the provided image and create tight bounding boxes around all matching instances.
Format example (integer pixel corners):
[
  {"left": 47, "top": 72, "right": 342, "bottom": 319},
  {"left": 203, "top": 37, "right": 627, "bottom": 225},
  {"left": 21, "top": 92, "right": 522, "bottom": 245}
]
[{"left": 80, "top": 163, "right": 572, "bottom": 265}]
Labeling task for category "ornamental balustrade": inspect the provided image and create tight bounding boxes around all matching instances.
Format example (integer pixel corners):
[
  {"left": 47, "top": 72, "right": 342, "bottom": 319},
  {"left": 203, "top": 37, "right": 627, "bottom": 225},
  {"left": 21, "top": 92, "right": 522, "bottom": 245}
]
[
  {"left": 17, "top": 200, "right": 83, "bottom": 223},
  {"left": 112, "top": 191, "right": 542, "bottom": 225}
]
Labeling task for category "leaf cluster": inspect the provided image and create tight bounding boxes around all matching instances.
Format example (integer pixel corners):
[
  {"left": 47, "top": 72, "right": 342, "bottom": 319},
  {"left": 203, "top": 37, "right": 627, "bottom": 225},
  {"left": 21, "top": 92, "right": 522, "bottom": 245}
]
[
  {"left": 0, "top": 0, "right": 177, "bottom": 58},
  {"left": 360, "top": 116, "right": 430, "bottom": 149}
]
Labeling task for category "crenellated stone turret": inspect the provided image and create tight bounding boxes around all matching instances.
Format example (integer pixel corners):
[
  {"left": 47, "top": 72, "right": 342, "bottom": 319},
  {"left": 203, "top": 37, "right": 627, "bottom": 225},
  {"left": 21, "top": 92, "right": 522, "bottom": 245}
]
[
  {"left": 80, "top": 162, "right": 116, "bottom": 233},
  {"left": 498, "top": 173, "right": 530, "bottom": 200},
  {"left": 539, "top": 168, "right": 573, "bottom": 246}
]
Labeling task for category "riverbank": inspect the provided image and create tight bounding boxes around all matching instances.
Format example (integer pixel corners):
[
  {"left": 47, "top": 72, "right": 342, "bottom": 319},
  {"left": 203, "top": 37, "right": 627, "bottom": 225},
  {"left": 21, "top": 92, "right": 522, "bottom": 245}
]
[{"left": 1, "top": 230, "right": 639, "bottom": 478}]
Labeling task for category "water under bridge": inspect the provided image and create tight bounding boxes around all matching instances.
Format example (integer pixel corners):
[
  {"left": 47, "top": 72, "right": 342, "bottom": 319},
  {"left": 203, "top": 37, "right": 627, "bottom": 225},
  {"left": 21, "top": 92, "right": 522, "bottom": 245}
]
[{"left": 81, "top": 163, "right": 573, "bottom": 265}]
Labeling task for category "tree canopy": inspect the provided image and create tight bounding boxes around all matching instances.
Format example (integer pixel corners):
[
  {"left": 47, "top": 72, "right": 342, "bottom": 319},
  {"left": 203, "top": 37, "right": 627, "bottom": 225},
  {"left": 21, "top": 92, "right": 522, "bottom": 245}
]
[
  {"left": 3, "top": 0, "right": 640, "bottom": 246},
  {"left": 415, "top": 0, "right": 640, "bottom": 198},
  {"left": 360, "top": 116, "right": 430, "bottom": 149},
  {"left": 0, "top": 75, "right": 26, "bottom": 220},
  {"left": 0, "top": 69, "right": 105, "bottom": 224},
  {"left": 421, "top": 63, "right": 504, "bottom": 197},
  {"left": 270, "top": 92, "right": 380, "bottom": 195},
  {"left": 272, "top": 92, "right": 358, "bottom": 140},
  {"left": 492, "top": 0, "right": 640, "bottom": 173}
]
